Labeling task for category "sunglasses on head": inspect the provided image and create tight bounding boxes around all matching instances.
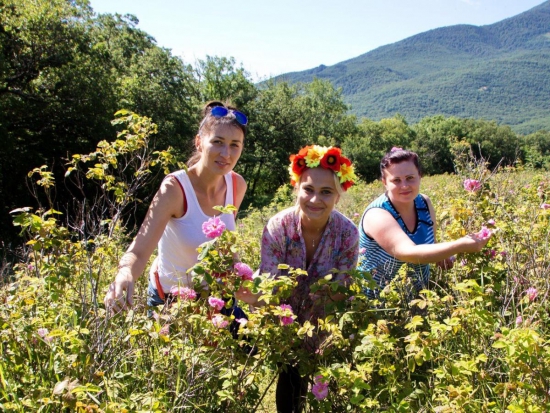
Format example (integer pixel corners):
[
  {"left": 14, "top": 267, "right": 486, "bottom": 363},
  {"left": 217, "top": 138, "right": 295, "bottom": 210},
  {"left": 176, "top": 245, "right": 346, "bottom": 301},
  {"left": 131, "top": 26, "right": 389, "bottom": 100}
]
[{"left": 210, "top": 105, "right": 248, "bottom": 126}]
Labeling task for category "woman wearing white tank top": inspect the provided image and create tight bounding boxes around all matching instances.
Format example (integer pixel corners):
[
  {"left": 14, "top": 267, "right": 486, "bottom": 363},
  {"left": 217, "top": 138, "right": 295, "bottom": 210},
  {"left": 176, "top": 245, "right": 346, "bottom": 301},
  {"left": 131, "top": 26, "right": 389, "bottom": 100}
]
[{"left": 104, "top": 101, "right": 248, "bottom": 313}]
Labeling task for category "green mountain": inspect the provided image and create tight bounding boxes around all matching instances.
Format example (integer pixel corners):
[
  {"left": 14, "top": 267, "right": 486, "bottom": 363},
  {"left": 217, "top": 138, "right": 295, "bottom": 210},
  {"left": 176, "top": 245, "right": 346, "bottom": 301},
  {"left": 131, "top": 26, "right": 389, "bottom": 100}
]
[{"left": 275, "top": 1, "right": 550, "bottom": 134}]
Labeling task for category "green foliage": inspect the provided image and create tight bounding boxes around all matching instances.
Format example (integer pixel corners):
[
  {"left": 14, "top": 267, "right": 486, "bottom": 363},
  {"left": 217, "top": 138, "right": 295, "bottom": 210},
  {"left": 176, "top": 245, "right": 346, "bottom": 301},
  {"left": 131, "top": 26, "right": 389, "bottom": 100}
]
[
  {"left": 3, "top": 130, "right": 550, "bottom": 411},
  {"left": 3, "top": 0, "right": 550, "bottom": 257},
  {"left": 342, "top": 115, "right": 414, "bottom": 182},
  {"left": 239, "top": 78, "right": 356, "bottom": 208},
  {"left": 0, "top": 0, "right": 198, "bottom": 249}
]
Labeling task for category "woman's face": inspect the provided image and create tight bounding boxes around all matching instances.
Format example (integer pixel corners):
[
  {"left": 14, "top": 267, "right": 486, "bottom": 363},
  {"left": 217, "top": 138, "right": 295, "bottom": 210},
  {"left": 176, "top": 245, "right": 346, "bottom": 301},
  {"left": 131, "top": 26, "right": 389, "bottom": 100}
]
[
  {"left": 297, "top": 167, "right": 340, "bottom": 225},
  {"left": 195, "top": 124, "right": 244, "bottom": 174},
  {"left": 382, "top": 160, "right": 421, "bottom": 204}
]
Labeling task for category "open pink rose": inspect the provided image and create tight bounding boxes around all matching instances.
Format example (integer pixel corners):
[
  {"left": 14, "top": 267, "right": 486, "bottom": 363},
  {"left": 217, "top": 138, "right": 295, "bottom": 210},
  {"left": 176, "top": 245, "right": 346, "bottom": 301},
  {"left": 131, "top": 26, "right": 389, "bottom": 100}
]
[
  {"left": 234, "top": 262, "right": 253, "bottom": 281},
  {"left": 208, "top": 296, "right": 225, "bottom": 311},
  {"left": 463, "top": 179, "right": 482, "bottom": 192},
  {"left": 202, "top": 216, "right": 226, "bottom": 238},
  {"left": 477, "top": 226, "right": 492, "bottom": 240},
  {"left": 526, "top": 287, "right": 538, "bottom": 302},
  {"left": 312, "top": 375, "right": 329, "bottom": 400},
  {"left": 170, "top": 286, "right": 197, "bottom": 301}
]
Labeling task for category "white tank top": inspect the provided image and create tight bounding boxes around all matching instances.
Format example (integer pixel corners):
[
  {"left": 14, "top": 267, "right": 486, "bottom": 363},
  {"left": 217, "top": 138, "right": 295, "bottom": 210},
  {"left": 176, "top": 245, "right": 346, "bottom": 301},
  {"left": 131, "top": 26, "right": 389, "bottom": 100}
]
[{"left": 150, "top": 170, "right": 236, "bottom": 292}]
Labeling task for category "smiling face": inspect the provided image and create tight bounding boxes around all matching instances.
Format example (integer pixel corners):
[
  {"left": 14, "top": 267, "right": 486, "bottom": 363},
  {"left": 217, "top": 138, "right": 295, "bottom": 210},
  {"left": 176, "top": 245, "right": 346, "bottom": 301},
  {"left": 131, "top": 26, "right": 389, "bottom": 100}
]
[
  {"left": 297, "top": 167, "right": 340, "bottom": 226},
  {"left": 382, "top": 160, "right": 421, "bottom": 205},
  {"left": 195, "top": 124, "right": 244, "bottom": 174}
]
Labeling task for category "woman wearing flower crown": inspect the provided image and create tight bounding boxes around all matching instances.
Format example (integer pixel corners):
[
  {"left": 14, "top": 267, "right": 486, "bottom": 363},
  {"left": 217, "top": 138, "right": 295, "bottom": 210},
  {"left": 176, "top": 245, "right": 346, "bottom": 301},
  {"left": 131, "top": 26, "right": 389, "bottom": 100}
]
[
  {"left": 104, "top": 101, "right": 248, "bottom": 313},
  {"left": 239, "top": 145, "right": 359, "bottom": 413},
  {"left": 358, "top": 147, "right": 491, "bottom": 298}
]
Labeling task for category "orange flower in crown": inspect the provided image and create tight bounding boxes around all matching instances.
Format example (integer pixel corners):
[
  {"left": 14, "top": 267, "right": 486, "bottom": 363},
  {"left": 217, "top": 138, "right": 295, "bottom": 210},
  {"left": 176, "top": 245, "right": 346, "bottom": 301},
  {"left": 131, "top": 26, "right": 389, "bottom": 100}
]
[{"left": 288, "top": 145, "right": 357, "bottom": 191}]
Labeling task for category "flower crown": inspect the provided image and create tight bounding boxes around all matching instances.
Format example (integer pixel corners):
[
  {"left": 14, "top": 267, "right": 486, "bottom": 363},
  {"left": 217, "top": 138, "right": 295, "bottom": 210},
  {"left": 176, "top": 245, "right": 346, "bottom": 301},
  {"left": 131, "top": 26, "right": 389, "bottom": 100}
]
[{"left": 288, "top": 145, "right": 357, "bottom": 191}]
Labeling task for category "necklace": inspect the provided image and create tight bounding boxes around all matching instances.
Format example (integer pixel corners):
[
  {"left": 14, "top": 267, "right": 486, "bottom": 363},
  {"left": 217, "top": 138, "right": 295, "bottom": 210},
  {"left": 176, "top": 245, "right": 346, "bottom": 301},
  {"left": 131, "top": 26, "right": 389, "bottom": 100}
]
[
  {"left": 301, "top": 219, "right": 326, "bottom": 250},
  {"left": 312, "top": 234, "right": 321, "bottom": 248}
]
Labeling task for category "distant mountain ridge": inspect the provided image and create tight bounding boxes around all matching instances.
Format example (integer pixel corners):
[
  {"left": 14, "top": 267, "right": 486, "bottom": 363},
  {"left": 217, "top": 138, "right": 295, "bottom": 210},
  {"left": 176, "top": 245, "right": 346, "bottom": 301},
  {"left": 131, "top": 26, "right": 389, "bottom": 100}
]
[{"left": 275, "top": 1, "right": 550, "bottom": 134}]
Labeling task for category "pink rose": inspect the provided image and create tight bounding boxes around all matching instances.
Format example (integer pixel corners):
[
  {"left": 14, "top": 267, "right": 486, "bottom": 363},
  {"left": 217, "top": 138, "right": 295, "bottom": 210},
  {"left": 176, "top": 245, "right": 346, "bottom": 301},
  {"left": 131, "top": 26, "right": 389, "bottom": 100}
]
[
  {"left": 311, "top": 375, "right": 329, "bottom": 400},
  {"left": 202, "top": 216, "right": 226, "bottom": 238},
  {"left": 234, "top": 262, "right": 253, "bottom": 281},
  {"left": 208, "top": 296, "right": 225, "bottom": 311},
  {"left": 487, "top": 219, "right": 495, "bottom": 226},
  {"left": 541, "top": 203, "right": 550, "bottom": 210},
  {"left": 37, "top": 328, "right": 53, "bottom": 343},
  {"left": 477, "top": 226, "right": 492, "bottom": 240},
  {"left": 516, "top": 315, "right": 523, "bottom": 326},
  {"left": 279, "top": 304, "right": 295, "bottom": 326},
  {"left": 170, "top": 286, "right": 197, "bottom": 301},
  {"left": 463, "top": 179, "right": 482, "bottom": 192},
  {"left": 211, "top": 315, "right": 229, "bottom": 329},
  {"left": 526, "top": 287, "right": 538, "bottom": 302},
  {"left": 235, "top": 318, "right": 248, "bottom": 328}
]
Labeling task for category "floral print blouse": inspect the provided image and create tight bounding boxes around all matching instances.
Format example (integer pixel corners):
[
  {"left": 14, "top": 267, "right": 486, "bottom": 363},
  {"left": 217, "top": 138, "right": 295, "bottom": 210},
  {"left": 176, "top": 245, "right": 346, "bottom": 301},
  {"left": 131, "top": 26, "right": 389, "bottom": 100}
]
[{"left": 260, "top": 206, "right": 359, "bottom": 324}]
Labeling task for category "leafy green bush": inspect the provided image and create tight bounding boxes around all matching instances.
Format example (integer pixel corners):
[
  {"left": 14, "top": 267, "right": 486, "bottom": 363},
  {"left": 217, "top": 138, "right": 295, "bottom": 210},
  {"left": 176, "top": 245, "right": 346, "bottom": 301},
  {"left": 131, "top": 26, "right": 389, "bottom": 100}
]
[{"left": 2, "top": 113, "right": 550, "bottom": 412}]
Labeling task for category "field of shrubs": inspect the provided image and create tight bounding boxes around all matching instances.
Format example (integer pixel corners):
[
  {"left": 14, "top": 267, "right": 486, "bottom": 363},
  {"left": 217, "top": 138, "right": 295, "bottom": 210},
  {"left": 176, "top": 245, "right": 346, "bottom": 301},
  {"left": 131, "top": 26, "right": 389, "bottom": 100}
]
[{"left": 1, "top": 114, "right": 549, "bottom": 412}]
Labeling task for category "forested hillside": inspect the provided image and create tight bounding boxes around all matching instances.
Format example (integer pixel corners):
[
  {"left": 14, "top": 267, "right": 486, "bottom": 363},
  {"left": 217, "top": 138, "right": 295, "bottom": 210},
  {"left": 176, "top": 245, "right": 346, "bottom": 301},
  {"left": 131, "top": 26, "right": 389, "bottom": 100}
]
[{"left": 276, "top": 1, "right": 550, "bottom": 134}]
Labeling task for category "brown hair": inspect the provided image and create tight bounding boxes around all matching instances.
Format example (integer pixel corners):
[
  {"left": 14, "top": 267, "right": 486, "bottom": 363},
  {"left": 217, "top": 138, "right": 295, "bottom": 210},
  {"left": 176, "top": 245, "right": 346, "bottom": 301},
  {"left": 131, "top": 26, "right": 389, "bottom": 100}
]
[
  {"left": 380, "top": 148, "right": 422, "bottom": 177},
  {"left": 187, "top": 101, "right": 247, "bottom": 167}
]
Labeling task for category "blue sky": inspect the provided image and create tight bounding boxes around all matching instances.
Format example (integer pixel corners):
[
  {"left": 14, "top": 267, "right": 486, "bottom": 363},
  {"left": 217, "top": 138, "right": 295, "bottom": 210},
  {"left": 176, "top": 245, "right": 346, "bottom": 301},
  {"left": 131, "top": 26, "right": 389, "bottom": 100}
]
[{"left": 89, "top": 0, "right": 546, "bottom": 81}]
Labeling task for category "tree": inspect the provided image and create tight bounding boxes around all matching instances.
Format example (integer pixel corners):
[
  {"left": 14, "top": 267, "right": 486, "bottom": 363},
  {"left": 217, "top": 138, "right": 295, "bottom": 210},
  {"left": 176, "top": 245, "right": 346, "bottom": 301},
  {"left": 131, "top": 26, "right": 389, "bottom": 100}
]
[
  {"left": 521, "top": 129, "right": 550, "bottom": 169},
  {"left": 463, "top": 119, "right": 523, "bottom": 168},
  {"left": 241, "top": 79, "right": 356, "bottom": 207},
  {"left": 0, "top": 0, "right": 200, "bottom": 252},
  {"left": 342, "top": 115, "right": 414, "bottom": 182},
  {"left": 411, "top": 115, "right": 465, "bottom": 175},
  {"left": 194, "top": 55, "right": 257, "bottom": 110}
]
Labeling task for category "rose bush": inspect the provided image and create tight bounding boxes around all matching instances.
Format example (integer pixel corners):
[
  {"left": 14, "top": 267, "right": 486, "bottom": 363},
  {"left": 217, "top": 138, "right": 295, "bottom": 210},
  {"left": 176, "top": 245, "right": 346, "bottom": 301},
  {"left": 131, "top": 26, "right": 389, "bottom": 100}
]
[{"left": 2, "top": 124, "right": 550, "bottom": 412}]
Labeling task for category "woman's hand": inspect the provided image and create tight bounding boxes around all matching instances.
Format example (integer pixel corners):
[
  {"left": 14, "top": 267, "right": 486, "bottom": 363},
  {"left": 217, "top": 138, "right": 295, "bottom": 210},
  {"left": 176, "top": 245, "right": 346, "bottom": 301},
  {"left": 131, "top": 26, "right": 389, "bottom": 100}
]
[
  {"left": 436, "top": 256, "right": 455, "bottom": 270},
  {"left": 459, "top": 230, "right": 492, "bottom": 253},
  {"left": 104, "top": 269, "right": 135, "bottom": 314},
  {"left": 235, "top": 286, "right": 262, "bottom": 306}
]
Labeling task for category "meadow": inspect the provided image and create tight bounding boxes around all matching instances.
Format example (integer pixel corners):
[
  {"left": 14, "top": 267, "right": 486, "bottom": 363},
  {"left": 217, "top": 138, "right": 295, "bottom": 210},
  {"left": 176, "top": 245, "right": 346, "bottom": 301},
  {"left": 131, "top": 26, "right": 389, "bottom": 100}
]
[{"left": 1, "top": 115, "right": 549, "bottom": 412}]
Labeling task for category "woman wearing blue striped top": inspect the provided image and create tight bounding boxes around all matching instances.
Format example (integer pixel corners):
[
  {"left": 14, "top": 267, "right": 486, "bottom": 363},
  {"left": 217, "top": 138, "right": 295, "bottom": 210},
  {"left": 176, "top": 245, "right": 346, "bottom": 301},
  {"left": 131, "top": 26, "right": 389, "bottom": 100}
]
[{"left": 358, "top": 148, "right": 490, "bottom": 298}]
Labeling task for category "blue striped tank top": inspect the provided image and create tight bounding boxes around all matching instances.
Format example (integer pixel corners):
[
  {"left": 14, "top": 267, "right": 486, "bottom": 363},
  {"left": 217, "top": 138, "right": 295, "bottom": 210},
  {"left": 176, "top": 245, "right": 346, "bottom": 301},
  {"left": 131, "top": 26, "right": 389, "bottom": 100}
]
[{"left": 358, "top": 193, "right": 434, "bottom": 297}]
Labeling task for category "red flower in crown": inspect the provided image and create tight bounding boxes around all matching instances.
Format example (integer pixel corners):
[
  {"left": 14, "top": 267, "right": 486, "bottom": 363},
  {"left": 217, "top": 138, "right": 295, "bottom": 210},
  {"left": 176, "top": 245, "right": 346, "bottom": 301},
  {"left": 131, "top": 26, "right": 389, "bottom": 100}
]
[
  {"left": 290, "top": 154, "right": 307, "bottom": 175},
  {"left": 341, "top": 180, "right": 354, "bottom": 191},
  {"left": 288, "top": 145, "right": 357, "bottom": 191},
  {"left": 320, "top": 147, "right": 342, "bottom": 172}
]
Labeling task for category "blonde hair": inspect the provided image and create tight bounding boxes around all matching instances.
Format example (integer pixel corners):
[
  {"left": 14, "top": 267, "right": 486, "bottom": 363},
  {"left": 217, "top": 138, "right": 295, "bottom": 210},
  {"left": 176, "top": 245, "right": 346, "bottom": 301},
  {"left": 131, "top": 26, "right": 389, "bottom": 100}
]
[{"left": 294, "top": 168, "right": 344, "bottom": 205}]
